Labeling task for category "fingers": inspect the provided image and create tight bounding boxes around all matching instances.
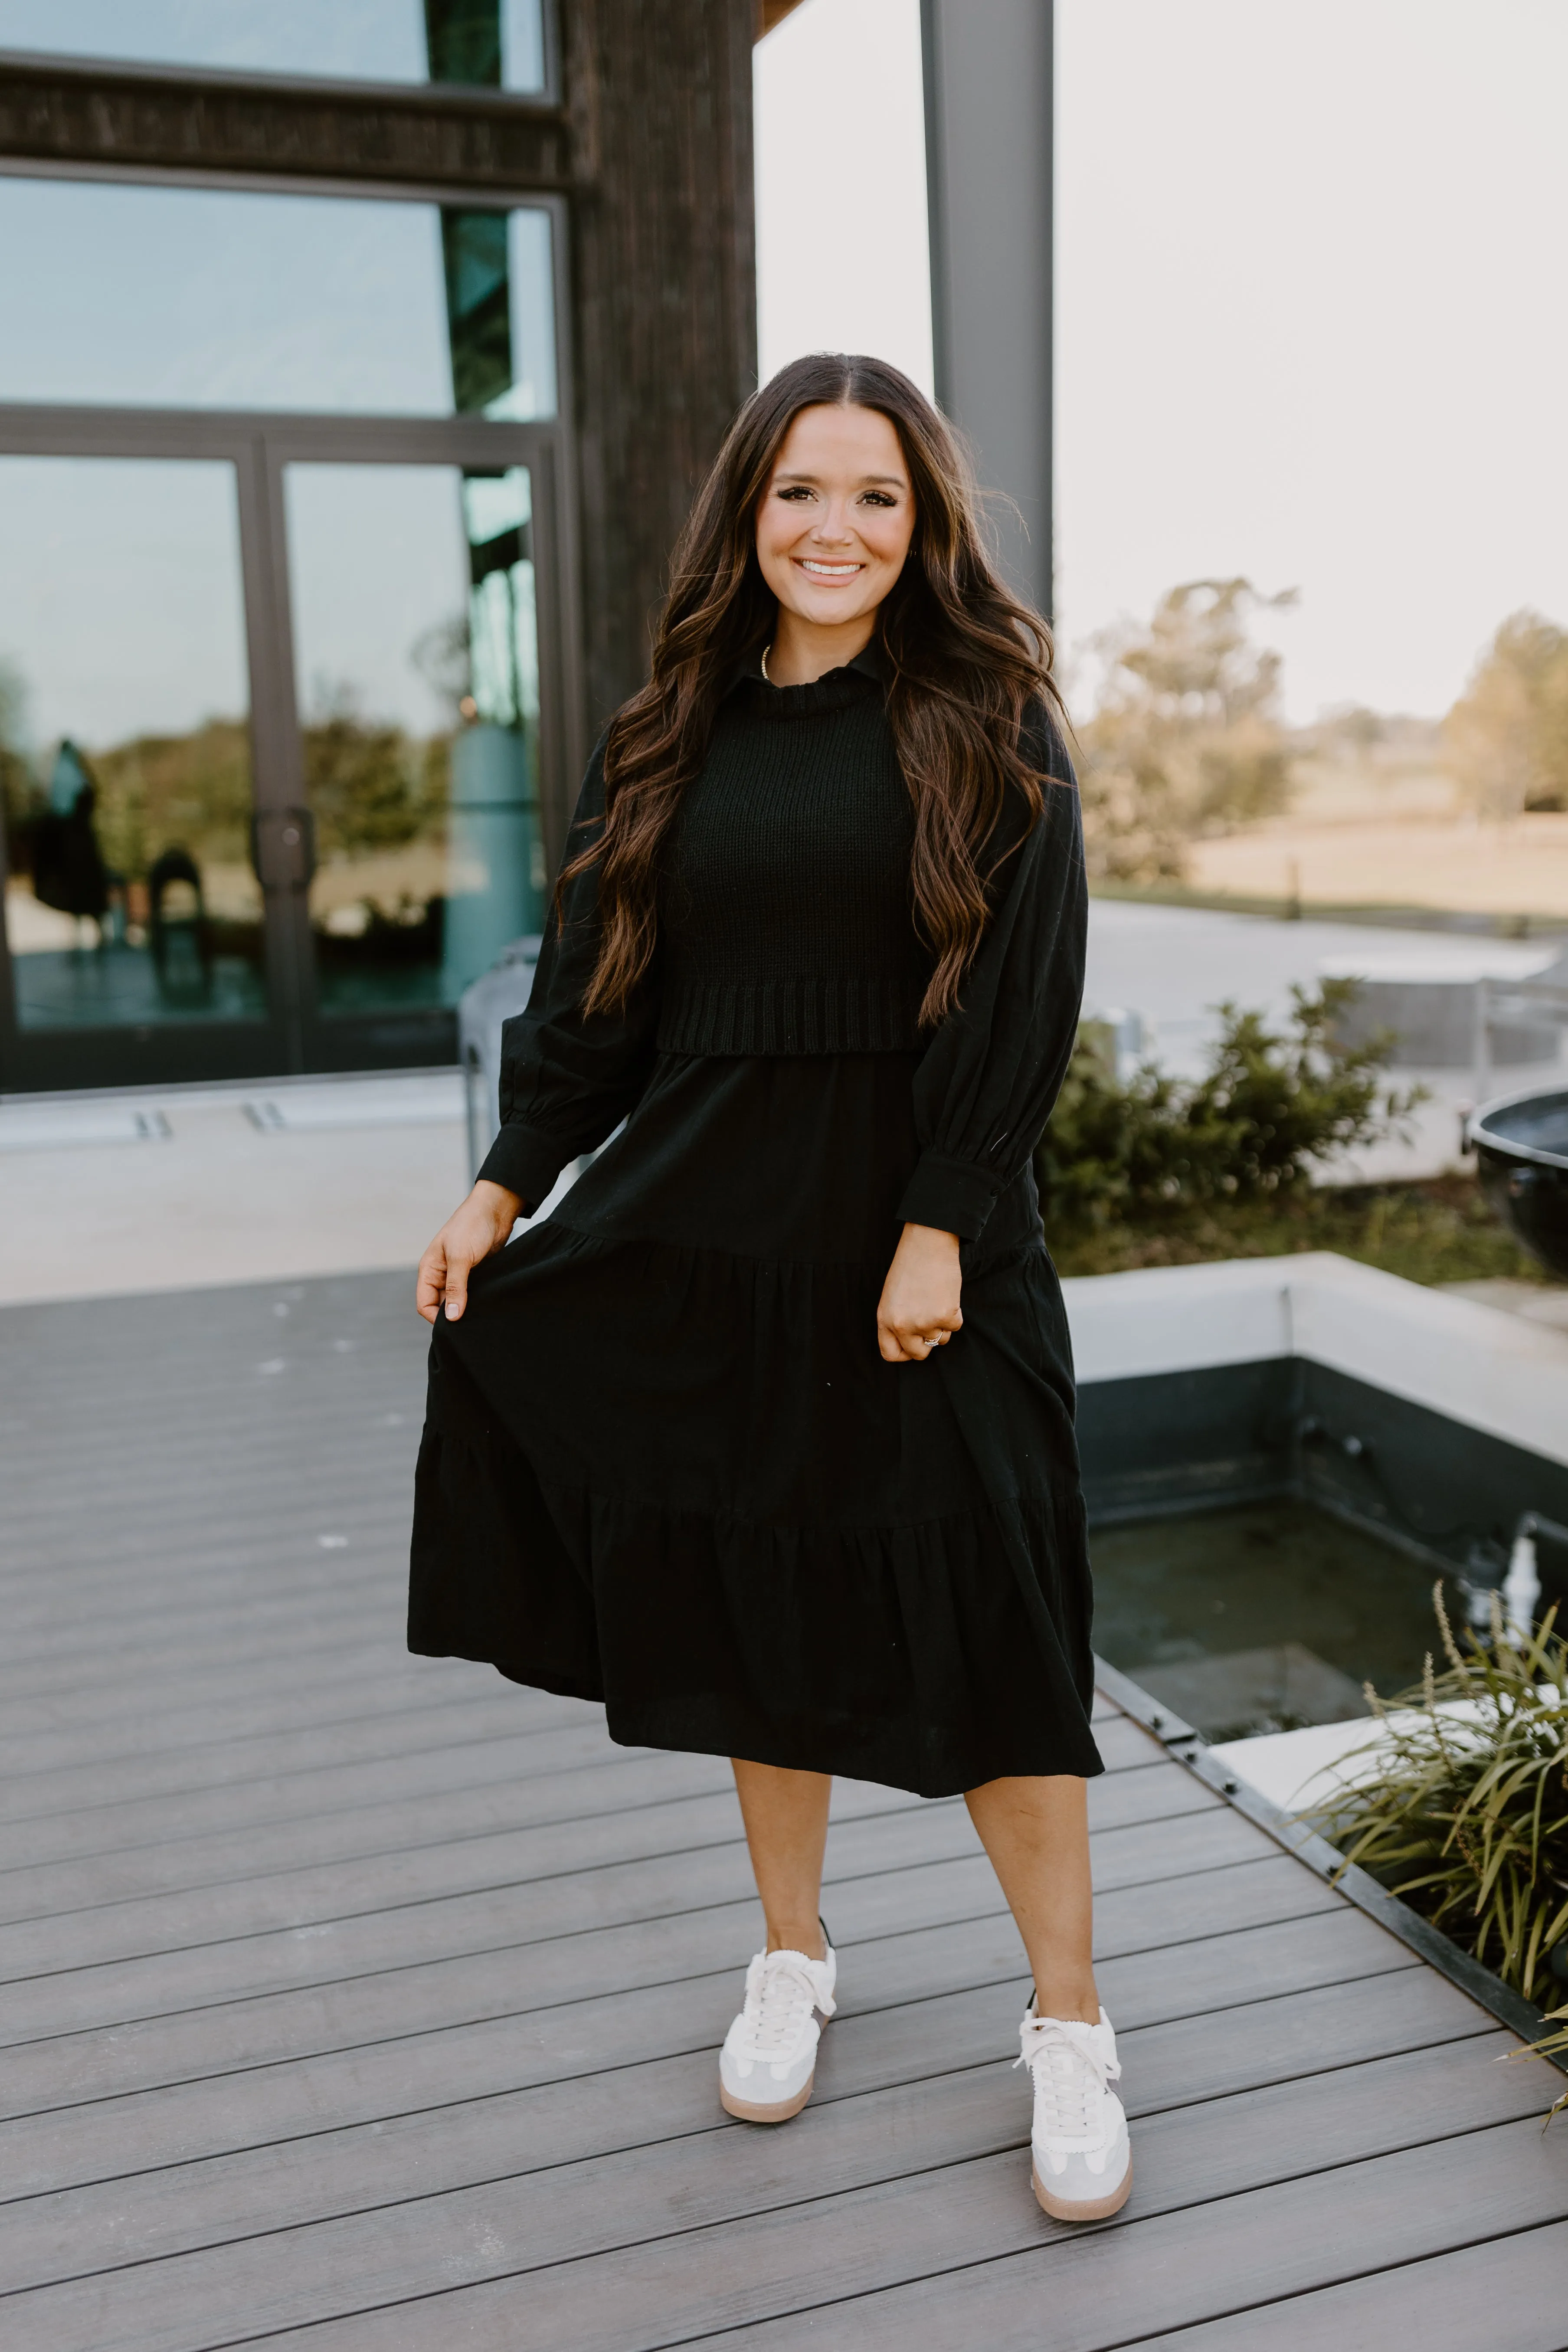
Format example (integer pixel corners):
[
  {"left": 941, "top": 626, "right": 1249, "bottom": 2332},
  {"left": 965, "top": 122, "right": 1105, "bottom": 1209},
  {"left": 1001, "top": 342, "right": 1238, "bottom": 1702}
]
[
  {"left": 877, "top": 1316, "right": 960, "bottom": 1364},
  {"left": 443, "top": 1253, "right": 471, "bottom": 1322},
  {"left": 415, "top": 1243, "right": 445, "bottom": 1326},
  {"left": 416, "top": 1234, "right": 480, "bottom": 1325}
]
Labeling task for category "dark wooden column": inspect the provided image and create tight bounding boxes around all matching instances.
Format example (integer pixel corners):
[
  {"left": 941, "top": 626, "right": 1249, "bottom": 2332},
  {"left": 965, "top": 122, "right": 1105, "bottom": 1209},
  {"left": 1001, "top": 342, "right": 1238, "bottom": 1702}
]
[{"left": 563, "top": 0, "right": 759, "bottom": 736}]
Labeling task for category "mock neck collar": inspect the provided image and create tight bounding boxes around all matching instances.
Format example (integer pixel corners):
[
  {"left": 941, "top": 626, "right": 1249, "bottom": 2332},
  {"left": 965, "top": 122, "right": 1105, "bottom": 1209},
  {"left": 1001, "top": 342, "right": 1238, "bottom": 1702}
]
[{"left": 726, "top": 635, "right": 890, "bottom": 698}]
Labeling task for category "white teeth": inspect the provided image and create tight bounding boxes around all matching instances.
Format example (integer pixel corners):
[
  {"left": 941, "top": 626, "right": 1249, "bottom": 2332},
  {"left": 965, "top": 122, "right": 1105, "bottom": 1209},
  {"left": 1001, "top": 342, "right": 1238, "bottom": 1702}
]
[{"left": 800, "top": 560, "right": 861, "bottom": 577}]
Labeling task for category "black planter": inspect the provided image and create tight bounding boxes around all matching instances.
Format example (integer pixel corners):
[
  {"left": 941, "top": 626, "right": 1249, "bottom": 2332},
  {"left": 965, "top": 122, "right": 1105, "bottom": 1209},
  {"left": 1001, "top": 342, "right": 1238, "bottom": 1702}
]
[{"left": 1472, "top": 1084, "right": 1568, "bottom": 1278}]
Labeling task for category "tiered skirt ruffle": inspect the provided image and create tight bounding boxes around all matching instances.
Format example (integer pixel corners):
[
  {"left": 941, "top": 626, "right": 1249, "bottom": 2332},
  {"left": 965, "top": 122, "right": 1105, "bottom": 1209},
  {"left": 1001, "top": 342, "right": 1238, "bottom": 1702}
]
[{"left": 408, "top": 1052, "right": 1101, "bottom": 1797}]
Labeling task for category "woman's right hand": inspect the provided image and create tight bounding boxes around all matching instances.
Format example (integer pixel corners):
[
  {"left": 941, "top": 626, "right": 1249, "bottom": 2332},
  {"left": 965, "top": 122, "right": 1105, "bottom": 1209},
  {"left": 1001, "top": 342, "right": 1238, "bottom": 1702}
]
[{"left": 416, "top": 1180, "right": 525, "bottom": 1324}]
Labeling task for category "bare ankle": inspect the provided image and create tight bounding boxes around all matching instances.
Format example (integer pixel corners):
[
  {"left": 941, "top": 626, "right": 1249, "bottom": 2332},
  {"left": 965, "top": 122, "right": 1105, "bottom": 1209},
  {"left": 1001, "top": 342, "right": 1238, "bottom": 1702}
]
[
  {"left": 1031, "top": 1976, "right": 1100, "bottom": 2025},
  {"left": 766, "top": 1922, "right": 827, "bottom": 1961}
]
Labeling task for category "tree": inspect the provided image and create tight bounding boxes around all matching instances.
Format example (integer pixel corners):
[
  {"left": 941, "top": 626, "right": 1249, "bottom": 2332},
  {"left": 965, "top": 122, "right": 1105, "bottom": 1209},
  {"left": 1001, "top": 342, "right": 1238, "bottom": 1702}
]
[
  {"left": 1444, "top": 610, "right": 1568, "bottom": 819},
  {"left": 1076, "top": 577, "right": 1297, "bottom": 880},
  {"left": 0, "top": 659, "right": 40, "bottom": 878}
]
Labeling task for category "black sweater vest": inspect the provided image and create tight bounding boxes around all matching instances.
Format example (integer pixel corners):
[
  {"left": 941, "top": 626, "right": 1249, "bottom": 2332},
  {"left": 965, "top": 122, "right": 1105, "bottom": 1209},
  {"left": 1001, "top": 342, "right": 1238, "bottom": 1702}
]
[{"left": 655, "top": 666, "right": 934, "bottom": 1056}]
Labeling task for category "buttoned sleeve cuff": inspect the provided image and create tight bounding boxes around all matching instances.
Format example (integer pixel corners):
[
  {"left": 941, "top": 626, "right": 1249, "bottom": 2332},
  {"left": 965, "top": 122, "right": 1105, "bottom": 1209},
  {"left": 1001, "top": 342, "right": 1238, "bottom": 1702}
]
[
  {"left": 475, "top": 1120, "right": 574, "bottom": 1212},
  {"left": 895, "top": 1149, "right": 1004, "bottom": 1242}
]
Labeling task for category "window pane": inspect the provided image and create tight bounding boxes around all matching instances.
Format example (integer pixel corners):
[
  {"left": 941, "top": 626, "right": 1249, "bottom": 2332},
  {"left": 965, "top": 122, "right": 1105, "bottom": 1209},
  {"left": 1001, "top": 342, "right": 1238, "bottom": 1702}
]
[
  {"left": 441, "top": 208, "right": 558, "bottom": 423},
  {"left": 0, "top": 0, "right": 546, "bottom": 90},
  {"left": 0, "top": 456, "right": 265, "bottom": 1030},
  {"left": 0, "top": 180, "right": 555, "bottom": 417},
  {"left": 283, "top": 462, "right": 546, "bottom": 1019}
]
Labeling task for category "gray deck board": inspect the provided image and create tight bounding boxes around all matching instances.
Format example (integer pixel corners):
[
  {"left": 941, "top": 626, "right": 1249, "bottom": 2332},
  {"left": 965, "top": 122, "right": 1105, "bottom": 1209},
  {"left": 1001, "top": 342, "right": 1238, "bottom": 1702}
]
[
  {"left": 0, "top": 1691, "right": 594, "bottom": 1824},
  {"left": 5, "top": 2040, "right": 1548, "bottom": 2352},
  {"left": 0, "top": 1674, "right": 579, "bottom": 1787},
  {"left": 1, "top": 1831, "right": 1344, "bottom": 2125},
  {"left": 684, "top": 2120, "right": 1568, "bottom": 2352},
  {"left": 0, "top": 1868, "right": 1371, "bottom": 2200},
  {"left": 0, "top": 1796, "right": 1267, "bottom": 1992},
  {"left": 0, "top": 1710, "right": 1180, "bottom": 1857},
  {"left": 1125, "top": 2220, "right": 1568, "bottom": 2352},
  {"left": 1, "top": 1269, "right": 1557, "bottom": 2351},
  {"left": 0, "top": 1971, "right": 1494, "bottom": 2297},
  {"left": 0, "top": 1847, "right": 1345, "bottom": 2110},
  {"left": 0, "top": 1853, "right": 1363, "bottom": 2201},
  {"left": 0, "top": 1740, "right": 1195, "bottom": 1918}
]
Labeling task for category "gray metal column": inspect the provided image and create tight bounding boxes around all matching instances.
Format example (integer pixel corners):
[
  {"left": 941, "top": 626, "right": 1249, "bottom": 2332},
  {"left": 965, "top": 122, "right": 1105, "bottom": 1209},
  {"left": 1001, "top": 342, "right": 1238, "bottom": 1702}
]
[{"left": 921, "top": 0, "right": 1054, "bottom": 619}]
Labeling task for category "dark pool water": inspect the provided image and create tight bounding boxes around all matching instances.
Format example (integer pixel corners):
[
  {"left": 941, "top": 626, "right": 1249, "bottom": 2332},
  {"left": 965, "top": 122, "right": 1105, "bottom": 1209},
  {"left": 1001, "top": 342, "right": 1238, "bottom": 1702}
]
[{"left": 1090, "top": 1499, "right": 1455, "bottom": 1741}]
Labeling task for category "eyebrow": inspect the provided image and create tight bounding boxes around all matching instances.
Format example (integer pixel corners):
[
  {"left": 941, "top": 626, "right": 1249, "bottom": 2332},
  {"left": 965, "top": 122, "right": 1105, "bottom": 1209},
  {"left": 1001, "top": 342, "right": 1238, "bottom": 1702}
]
[{"left": 772, "top": 471, "right": 907, "bottom": 488}]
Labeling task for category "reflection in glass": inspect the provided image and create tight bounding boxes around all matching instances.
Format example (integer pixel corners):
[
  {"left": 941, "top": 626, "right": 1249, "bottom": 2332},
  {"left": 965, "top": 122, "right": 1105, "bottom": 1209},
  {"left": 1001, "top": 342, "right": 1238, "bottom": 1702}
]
[
  {"left": 0, "top": 457, "right": 264, "bottom": 1030},
  {"left": 283, "top": 463, "right": 544, "bottom": 1019},
  {"left": 425, "top": 0, "right": 546, "bottom": 90},
  {"left": 441, "top": 208, "right": 557, "bottom": 421},
  {"left": 0, "top": 180, "right": 555, "bottom": 419},
  {"left": 0, "top": 1, "right": 546, "bottom": 89}
]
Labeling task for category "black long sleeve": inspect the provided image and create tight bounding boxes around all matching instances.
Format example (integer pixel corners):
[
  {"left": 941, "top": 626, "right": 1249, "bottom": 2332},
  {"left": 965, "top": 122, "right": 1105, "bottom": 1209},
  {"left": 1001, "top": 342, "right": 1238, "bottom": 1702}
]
[
  {"left": 895, "top": 714, "right": 1087, "bottom": 1242},
  {"left": 476, "top": 744, "right": 662, "bottom": 1207}
]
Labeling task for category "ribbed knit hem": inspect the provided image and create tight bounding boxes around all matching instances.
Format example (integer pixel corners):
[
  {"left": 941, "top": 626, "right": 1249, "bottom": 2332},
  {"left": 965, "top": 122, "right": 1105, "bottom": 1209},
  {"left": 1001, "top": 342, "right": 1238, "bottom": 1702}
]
[
  {"left": 655, "top": 974, "right": 926, "bottom": 1057},
  {"left": 476, "top": 1120, "right": 573, "bottom": 1212},
  {"left": 896, "top": 1148, "right": 1005, "bottom": 1241}
]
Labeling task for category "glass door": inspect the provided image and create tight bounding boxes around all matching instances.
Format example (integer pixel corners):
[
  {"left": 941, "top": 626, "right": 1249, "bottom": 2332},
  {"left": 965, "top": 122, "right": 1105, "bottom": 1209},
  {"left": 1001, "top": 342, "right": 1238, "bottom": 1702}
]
[
  {"left": 0, "top": 420, "right": 572, "bottom": 1091},
  {"left": 277, "top": 454, "right": 550, "bottom": 1070},
  {"left": 0, "top": 450, "right": 293, "bottom": 1087}
]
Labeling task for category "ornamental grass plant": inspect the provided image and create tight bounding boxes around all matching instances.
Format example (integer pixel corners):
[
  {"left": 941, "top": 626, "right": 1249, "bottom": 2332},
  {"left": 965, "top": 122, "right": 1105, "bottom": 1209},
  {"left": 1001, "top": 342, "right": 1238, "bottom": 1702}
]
[
  {"left": 1308, "top": 1589, "right": 1568, "bottom": 2117},
  {"left": 1310, "top": 1590, "right": 1567, "bottom": 2000}
]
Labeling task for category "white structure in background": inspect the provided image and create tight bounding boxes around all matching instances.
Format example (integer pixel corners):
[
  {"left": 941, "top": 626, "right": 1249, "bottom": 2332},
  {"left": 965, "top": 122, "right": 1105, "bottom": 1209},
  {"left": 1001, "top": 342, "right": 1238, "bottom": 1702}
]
[
  {"left": 457, "top": 936, "right": 595, "bottom": 1225},
  {"left": 458, "top": 935, "right": 540, "bottom": 1180},
  {"left": 1320, "top": 941, "right": 1568, "bottom": 1102},
  {"left": 1066, "top": 1251, "right": 1568, "bottom": 1485},
  {"left": 1067, "top": 1252, "right": 1568, "bottom": 1818},
  {"left": 1080, "top": 900, "right": 1568, "bottom": 1180},
  {"left": 1503, "top": 1524, "right": 1544, "bottom": 1643}
]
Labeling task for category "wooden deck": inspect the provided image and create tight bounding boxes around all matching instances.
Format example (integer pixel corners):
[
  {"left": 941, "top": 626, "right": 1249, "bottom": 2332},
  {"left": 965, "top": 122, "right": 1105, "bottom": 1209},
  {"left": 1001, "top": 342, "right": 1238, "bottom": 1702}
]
[{"left": 1, "top": 1269, "right": 1564, "bottom": 2351}]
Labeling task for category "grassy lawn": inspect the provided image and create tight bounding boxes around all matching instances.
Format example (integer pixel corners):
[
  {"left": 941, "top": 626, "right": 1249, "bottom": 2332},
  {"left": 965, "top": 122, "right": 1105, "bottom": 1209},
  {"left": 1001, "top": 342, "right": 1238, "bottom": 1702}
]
[{"left": 1046, "top": 1172, "right": 1553, "bottom": 1288}]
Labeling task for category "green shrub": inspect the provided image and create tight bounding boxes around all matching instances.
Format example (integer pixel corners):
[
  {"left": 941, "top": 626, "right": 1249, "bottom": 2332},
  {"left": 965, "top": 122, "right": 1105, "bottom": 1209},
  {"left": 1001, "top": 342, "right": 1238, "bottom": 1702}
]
[
  {"left": 1045, "top": 1173, "right": 1545, "bottom": 1288},
  {"left": 1037, "top": 979, "right": 1421, "bottom": 1227}
]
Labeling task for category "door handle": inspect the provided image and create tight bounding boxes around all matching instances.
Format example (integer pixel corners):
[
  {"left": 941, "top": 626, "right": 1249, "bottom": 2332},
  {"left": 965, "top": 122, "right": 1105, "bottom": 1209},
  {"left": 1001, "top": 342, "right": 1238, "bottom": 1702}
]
[{"left": 251, "top": 807, "right": 317, "bottom": 892}]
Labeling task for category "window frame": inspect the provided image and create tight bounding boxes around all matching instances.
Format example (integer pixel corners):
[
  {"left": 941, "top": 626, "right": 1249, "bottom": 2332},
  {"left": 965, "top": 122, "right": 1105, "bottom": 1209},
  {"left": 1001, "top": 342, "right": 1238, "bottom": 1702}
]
[{"left": 0, "top": 0, "right": 562, "bottom": 106}]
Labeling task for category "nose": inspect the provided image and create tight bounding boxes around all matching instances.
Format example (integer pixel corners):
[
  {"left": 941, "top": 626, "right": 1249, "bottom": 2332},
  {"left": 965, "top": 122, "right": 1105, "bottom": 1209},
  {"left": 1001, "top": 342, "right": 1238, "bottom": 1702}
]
[{"left": 811, "top": 499, "right": 857, "bottom": 544}]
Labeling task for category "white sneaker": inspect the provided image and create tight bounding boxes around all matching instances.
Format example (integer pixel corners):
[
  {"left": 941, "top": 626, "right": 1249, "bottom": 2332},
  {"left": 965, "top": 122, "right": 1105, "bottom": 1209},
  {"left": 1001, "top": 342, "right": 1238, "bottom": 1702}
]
[
  {"left": 1016, "top": 2001, "right": 1133, "bottom": 2221},
  {"left": 718, "top": 1943, "right": 837, "bottom": 2123}
]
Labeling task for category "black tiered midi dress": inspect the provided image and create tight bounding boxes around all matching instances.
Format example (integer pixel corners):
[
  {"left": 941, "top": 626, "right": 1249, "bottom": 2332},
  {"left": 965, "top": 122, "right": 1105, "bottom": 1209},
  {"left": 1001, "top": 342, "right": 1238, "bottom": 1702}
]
[{"left": 409, "top": 655, "right": 1102, "bottom": 1798}]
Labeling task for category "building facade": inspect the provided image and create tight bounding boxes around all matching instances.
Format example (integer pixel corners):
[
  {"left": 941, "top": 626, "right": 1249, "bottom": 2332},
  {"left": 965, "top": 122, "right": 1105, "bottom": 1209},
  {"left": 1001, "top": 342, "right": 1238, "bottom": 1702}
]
[{"left": 0, "top": 2, "right": 758, "bottom": 1091}]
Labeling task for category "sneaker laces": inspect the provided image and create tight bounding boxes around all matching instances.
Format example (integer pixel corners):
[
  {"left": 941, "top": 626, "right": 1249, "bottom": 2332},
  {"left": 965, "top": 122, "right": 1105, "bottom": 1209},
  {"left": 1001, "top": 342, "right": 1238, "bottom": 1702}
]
[
  {"left": 737, "top": 1950, "right": 834, "bottom": 2057},
  {"left": 1015, "top": 2013, "right": 1120, "bottom": 2140}
]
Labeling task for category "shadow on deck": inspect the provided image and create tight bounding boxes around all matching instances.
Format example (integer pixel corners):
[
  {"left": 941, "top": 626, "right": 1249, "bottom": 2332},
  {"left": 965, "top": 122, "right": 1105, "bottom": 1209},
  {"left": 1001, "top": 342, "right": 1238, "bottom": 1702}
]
[{"left": 0, "top": 1272, "right": 1563, "bottom": 2349}]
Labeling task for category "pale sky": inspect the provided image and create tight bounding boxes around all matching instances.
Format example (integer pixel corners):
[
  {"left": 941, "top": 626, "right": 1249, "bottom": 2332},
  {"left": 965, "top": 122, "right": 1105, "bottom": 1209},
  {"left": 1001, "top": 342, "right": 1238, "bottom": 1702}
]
[{"left": 755, "top": 0, "right": 1568, "bottom": 725}]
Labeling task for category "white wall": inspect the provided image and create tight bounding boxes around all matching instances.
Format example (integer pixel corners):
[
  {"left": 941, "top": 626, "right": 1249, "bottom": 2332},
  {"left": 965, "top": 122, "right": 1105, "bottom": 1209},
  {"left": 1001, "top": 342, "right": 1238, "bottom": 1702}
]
[{"left": 1065, "top": 1252, "right": 1568, "bottom": 1469}]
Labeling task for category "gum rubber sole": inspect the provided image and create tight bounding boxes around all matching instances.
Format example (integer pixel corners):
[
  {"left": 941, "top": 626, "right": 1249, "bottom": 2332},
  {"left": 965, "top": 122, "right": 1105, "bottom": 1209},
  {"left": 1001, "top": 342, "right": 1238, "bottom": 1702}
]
[
  {"left": 719, "top": 2071, "right": 815, "bottom": 2123},
  {"left": 1032, "top": 2155, "right": 1133, "bottom": 2222}
]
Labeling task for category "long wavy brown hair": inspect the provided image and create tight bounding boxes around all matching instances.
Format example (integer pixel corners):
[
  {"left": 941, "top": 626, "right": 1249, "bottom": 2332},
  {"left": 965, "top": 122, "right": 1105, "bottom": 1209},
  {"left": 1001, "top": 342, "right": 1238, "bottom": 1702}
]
[{"left": 563, "top": 351, "right": 1068, "bottom": 1024}]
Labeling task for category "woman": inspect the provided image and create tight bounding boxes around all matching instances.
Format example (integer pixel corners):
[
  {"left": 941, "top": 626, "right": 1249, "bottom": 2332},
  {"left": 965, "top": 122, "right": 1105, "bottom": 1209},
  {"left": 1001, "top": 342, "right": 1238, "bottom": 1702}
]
[{"left": 411, "top": 353, "right": 1130, "bottom": 2222}]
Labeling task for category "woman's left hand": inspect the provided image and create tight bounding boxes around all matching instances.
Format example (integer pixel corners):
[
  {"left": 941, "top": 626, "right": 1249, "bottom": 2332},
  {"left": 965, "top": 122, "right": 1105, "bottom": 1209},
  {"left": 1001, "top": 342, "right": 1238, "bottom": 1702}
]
[{"left": 877, "top": 1222, "right": 963, "bottom": 1363}]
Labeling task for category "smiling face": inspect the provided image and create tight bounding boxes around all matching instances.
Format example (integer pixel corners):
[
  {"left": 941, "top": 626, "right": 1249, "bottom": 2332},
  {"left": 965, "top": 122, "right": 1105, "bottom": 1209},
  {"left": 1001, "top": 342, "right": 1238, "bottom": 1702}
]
[{"left": 754, "top": 402, "right": 917, "bottom": 649}]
